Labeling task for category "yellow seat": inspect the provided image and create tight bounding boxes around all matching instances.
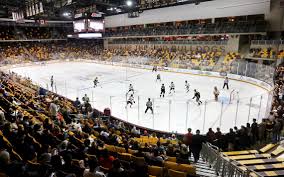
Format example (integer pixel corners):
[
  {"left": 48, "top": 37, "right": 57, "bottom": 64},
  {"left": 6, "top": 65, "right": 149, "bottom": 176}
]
[
  {"left": 223, "top": 150, "right": 258, "bottom": 156},
  {"left": 166, "top": 156, "right": 177, "bottom": 162},
  {"left": 115, "top": 146, "right": 126, "bottom": 153},
  {"left": 168, "top": 169, "right": 187, "bottom": 177},
  {"left": 164, "top": 161, "right": 196, "bottom": 175},
  {"left": 271, "top": 146, "right": 284, "bottom": 156},
  {"left": 105, "top": 144, "right": 115, "bottom": 152},
  {"left": 148, "top": 166, "right": 163, "bottom": 177},
  {"left": 132, "top": 156, "right": 146, "bottom": 165},
  {"left": 118, "top": 153, "right": 132, "bottom": 162},
  {"left": 128, "top": 149, "right": 138, "bottom": 154},
  {"left": 259, "top": 144, "right": 276, "bottom": 153}
]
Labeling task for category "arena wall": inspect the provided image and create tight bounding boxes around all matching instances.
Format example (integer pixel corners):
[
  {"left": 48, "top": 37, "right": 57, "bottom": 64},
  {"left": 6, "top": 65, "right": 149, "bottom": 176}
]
[
  {"left": 107, "top": 43, "right": 227, "bottom": 53},
  {"left": 105, "top": 0, "right": 270, "bottom": 27}
]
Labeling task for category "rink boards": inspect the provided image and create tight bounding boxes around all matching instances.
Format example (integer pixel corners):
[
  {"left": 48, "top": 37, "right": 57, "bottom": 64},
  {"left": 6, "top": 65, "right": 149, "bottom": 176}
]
[{"left": 2, "top": 59, "right": 273, "bottom": 134}]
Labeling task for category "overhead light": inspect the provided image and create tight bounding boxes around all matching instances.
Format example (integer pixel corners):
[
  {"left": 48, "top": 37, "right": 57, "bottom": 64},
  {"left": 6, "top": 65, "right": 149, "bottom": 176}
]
[{"left": 126, "top": 0, "right": 133, "bottom": 7}]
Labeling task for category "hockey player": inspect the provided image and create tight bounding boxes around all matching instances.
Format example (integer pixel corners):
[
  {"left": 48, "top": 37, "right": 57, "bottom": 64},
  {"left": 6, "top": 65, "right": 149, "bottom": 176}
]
[
  {"left": 185, "top": 80, "right": 190, "bottom": 93},
  {"left": 160, "top": 84, "right": 166, "bottom": 98},
  {"left": 223, "top": 77, "right": 229, "bottom": 90},
  {"left": 126, "top": 94, "right": 135, "bottom": 108},
  {"left": 93, "top": 77, "right": 99, "bottom": 88},
  {"left": 213, "top": 86, "right": 220, "bottom": 101},
  {"left": 50, "top": 76, "right": 54, "bottom": 88},
  {"left": 127, "top": 84, "right": 134, "bottom": 94},
  {"left": 152, "top": 66, "right": 157, "bottom": 72},
  {"left": 192, "top": 89, "right": 202, "bottom": 105},
  {"left": 169, "top": 82, "right": 175, "bottom": 94},
  {"left": 145, "top": 98, "right": 153, "bottom": 114},
  {"left": 156, "top": 74, "right": 161, "bottom": 82}
]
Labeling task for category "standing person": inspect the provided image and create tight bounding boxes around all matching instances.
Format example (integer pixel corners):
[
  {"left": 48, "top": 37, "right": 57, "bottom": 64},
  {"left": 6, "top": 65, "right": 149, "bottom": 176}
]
[
  {"left": 127, "top": 84, "right": 134, "bottom": 94},
  {"left": 50, "top": 75, "right": 54, "bottom": 89},
  {"left": 93, "top": 77, "right": 99, "bottom": 88},
  {"left": 74, "top": 97, "right": 81, "bottom": 109},
  {"left": 160, "top": 84, "right": 166, "bottom": 98},
  {"left": 169, "top": 82, "right": 175, "bottom": 94},
  {"left": 156, "top": 74, "right": 161, "bottom": 82},
  {"left": 226, "top": 128, "right": 236, "bottom": 151},
  {"left": 145, "top": 98, "right": 153, "bottom": 114},
  {"left": 184, "top": 128, "right": 193, "bottom": 158},
  {"left": 213, "top": 86, "right": 220, "bottom": 101},
  {"left": 49, "top": 101, "right": 58, "bottom": 119},
  {"left": 191, "top": 130, "right": 205, "bottom": 163},
  {"left": 82, "top": 94, "right": 90, "bottom": 103},
  {"left": 273, "top": 119, "right": 282, "bottom": 143},
  {"left": 251, "top": 119, "right": 259, "bottom": 144},
  {"left": 126, "top": 94, "right": 135, "bottom": 108},
  {"left": 185, "top": 80, "right": 190, "bottom": 93},
  {"left": 223, "top": 77, "right": 229, "bottom": 90},
  {"left": 192, "top": 89, "right": 202, "bottom": 105}
]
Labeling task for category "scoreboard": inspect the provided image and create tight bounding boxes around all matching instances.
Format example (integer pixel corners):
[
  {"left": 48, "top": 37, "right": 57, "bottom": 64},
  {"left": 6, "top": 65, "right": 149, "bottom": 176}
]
[{"left": 73, "top": 19, "right": 104, "bottom": 33}]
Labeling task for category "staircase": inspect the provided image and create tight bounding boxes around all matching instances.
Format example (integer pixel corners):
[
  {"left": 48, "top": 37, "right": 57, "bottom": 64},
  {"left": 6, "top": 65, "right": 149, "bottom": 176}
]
[
  {"left": 189, "top": 156, "right": 218, "bottom": 177},
  {"left": 239, "top": 43, "right": 251, "bottom": 58}
]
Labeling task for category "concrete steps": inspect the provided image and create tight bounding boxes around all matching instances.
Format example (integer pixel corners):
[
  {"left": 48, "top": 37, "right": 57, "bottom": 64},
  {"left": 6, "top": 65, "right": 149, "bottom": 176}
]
[{"left": 188, "top": 156, "right": 218, "bottom": 177}]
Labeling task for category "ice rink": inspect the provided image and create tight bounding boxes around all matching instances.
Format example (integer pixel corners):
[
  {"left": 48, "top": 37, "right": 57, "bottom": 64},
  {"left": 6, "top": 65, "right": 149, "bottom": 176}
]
[{"left": 10, "top": 61, "right": 270, "bottom": 134}]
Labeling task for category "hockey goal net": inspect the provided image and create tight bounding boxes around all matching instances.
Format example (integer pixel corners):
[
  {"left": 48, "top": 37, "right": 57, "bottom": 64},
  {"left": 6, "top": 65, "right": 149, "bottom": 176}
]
[{"left": 229, "top": 89, "right": 239, "bottom": 104}]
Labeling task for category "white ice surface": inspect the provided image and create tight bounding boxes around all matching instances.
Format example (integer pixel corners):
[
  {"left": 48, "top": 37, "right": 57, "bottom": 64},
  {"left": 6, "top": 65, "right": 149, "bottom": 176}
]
[{"left": 10, "top": 62, "right": 269, "bottom": 134}]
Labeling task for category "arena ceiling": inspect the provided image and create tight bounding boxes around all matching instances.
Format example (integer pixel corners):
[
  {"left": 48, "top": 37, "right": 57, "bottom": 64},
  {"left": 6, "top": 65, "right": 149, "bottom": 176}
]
[{"left": 0, "top": 0, "right": 213, "bottom": 19}]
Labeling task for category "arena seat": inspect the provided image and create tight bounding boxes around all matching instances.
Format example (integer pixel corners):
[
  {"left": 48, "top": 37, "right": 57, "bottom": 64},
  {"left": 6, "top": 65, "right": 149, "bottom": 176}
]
[
  {"left": 257, "top": 170, "right": 284, "bottom": 176},
  {"left": 117, "top": 152, "right": 132, "bottom": 161},
  {"left": 164, "top": 161, "right": 196, "bottom": 176},
  {"left": 148, "top": 165, "right": 164, "bottom": 177},
  {"left": 237, "top": 158, "right": 284, "bottom": 166},
  {"left": 228, "top": 154, "right": 271, "bottom": 161},
  {"left": 271, "top": 146, "right": 284, "bottom": 156},
  {"left": 222, "top": 150, "right": 259, "bottom": 156},
  {"left": 245, "top": 163, "right": 284, "bottom": 171},
  {"left": 168, "top": 169, "right": 187, "bottom": 177},
  {"left": 114, "top": 146, "right": 127, "bottom": 153},
  {"left": 166, "top": 156, "right": 177, "bottom": 162},
  {"left": 259, "top": 144, "right": 277, "bottom": 153},
  {"left": 132, "top": 156, "right": 146, "bottom": 165}
]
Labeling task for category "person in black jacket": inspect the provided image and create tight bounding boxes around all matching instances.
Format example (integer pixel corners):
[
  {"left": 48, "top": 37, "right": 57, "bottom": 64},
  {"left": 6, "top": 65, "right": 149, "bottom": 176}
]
[{"left": 191, "top": 130, "right": 205, "bottom": 163}]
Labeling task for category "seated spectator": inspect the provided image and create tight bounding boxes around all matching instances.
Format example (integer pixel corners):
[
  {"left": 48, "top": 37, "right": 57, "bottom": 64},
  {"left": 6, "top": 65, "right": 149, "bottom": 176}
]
[
  {"left": 177, "top": 144, "right": 190, "bottom": 164},
  {"left": 62, "top": 153, "right": 84, "bottom": 176},
  {"left": 83, "top": 157, "right": 106, "bottom": 177},
  {"left": 108, "top": 159, "right": 125, "bottom": 177},
  {"left": 166, "top": 144, "right": 176, "bottom": 157},
  {"left": 99, "top": 149, "right": 115, "bottom": 169}
]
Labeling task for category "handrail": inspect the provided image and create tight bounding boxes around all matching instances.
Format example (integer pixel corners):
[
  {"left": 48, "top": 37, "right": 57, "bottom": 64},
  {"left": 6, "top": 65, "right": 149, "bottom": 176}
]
[{"left": 201, "top": 142, "right": 267, "bottom": 177}]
